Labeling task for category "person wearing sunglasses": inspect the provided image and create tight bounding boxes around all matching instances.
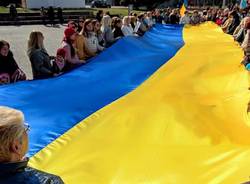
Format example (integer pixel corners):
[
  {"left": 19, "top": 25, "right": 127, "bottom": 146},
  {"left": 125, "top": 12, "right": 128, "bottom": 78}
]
[{"left": 0, "top": 106, "right": 64, "bottom": 184}]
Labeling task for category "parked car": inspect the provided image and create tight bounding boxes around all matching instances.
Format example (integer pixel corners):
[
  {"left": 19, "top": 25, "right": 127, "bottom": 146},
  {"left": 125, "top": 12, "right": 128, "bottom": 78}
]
[{"left": 91, "top": 0, "right": 111, "bottom": 8}]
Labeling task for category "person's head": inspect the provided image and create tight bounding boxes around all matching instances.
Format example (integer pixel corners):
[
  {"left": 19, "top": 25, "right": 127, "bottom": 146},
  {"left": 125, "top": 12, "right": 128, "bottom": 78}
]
[
  {"left": 155, "top": 9, "right": 161, "bottom": 16},
  {"left": 129, "top": 16, "right": 136, "bottom": 24},
  {"left": 193, "top": 10, "right": 199, "bottom": 16},
  {"left": 147, "top": 11, "right": 152, "bottom": 18},
  {"left": 104, "top": 11, "right": 110, "bottom": 16},
  {"left": 67, "top": 20, "right": 78, "bottom": 32},
  {"left": 138, "top": 13, "right": 144, "bottom": 21},
  {"left": 64, "top": 27, "right": 77, "bottom": 42},
  {"left": 92, "top": 19, "right": 101, "bottom": 32},
  {"left": 78, "top": 17, "right": 85, "bottom": 29},
  {"left": 0, "top": 40, "right": 10, "bottom": 57},
  {"left": 0, "top": 106, "right": 29, "bottom": 163},
  {"left": 132, "top": 12, "right": 137, "bottom": 18},
  {"left": 83, "top": 19, "right": 93, "bottom": 33},
  {"left": 223, "top": 8, "right": 230, "bottom": 16},
  {"left": 101, "top": 15, "right": 112, "bottom": 28},
  {"left": 244, "top": 17, "right": 250, "bottom": 29},
  {"left": 122, "top": 16, "right": 130, "bottom": 25},
  {"left": 97, "top": 10, "right": 103, "bottom": 17},
  {"left": 184, "top": 11, "right": 189, "bottom": 16},
  {"left": 28, "top": 31, "right": 44, "bottom": 51},
  {"left": 113, "top": 17, "right": 122, "bottom": 28}
]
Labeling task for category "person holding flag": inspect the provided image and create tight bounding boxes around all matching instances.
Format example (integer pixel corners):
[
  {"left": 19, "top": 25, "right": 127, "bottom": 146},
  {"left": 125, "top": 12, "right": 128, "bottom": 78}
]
[
  {"left": 240, "top": 0, "right": 248, "bottom": 9},
  {"left": 180, "top": 0, "right": 188, "bottom": 17}
]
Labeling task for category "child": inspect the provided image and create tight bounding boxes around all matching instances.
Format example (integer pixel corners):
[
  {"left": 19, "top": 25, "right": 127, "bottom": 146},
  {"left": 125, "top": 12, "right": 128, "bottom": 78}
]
[{"left": 54, "top": 48, "right": 66, "bottom": 71}]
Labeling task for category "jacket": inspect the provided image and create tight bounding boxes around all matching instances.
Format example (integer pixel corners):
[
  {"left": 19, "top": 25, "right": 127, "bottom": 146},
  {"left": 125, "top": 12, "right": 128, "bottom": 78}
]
[
  {"left": 75, "top": 34, "right": 94, "bottom": 60},
  {"left": 28, "top": 48, "right": 57, "bottom": 79},
  {"left": 0, "top": 159, "right": 64, "bottom": 184}
]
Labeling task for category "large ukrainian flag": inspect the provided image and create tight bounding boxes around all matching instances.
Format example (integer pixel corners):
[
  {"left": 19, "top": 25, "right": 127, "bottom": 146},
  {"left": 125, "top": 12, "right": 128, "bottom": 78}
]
[{"left": 1, "top": 23, "right": 250, "bottom": 183}]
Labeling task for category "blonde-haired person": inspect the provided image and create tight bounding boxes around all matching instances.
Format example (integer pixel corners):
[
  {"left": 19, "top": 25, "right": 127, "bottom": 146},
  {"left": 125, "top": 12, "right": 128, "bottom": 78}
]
[
  {"left": 101, "top": 15, "right": 115, "bottom": 47},
  {"left": 0, "top": 106, "right": 64, "bottom": 183},
  {"left": 129, "top": 15, "right": 137, "bottom": 30},
  {"left": 233, "top": 17, "right": 250, "bottom": 43},
  {"left": 27, "top": 31, "right": 64, "bottom": 79},
  {"left": 121, "top": 16, "right": 134, "bottom": 36}
]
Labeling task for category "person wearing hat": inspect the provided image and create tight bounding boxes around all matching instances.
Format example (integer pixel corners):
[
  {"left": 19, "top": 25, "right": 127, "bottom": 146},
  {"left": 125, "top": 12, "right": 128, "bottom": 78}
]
[
  {"left": 0, "top": 106, "right": 64, "bottom": 184},
  {"left": 61, "top": 27, "right": 85, "bottom": 72}
]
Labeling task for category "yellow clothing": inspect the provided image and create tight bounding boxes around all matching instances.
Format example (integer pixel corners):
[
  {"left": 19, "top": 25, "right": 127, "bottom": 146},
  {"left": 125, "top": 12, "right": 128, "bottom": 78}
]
[{"left": 75, "top": 34, "right": 94, "bottom": 60}]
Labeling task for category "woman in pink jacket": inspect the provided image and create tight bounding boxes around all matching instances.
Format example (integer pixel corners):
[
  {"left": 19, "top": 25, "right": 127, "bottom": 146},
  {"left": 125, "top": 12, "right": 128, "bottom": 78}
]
[{"left": 61, "top": 27, "right": 85, "bottom": 71}]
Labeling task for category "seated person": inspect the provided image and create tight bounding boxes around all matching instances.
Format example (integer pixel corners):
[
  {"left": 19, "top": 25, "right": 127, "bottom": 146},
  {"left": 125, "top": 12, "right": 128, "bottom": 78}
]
[
  {"left": 82, "top": 19, "right": 104, "bottom": 56},
  {"left": 101, "top": 15, "right": 115, "bottom": 47},
  {"left": 92, "top": 19, "right": 105, "bottom": 47},
  {"left": 0, "top": 106, "right": 64, "bottom": 184},
  {"left": 61, "top": 27, "right": 85, "bottom": 72},
  {"left": 0, "top": 40, "right": 26, "bottom": 85},
  {"left": 121, "top": 16, "right": 135, "bottom": 36},
  {"left": 27, "top": 31, "right": 64, "bottom": 79},
  {"left": 112, "top": 17, "right": 124, "bottom": 39},
  {"left": 233, "top": 17, "right": 250, "bottom": 44},
  {"left": 135, "top": 13, "right": 148, "bottom": 36}
]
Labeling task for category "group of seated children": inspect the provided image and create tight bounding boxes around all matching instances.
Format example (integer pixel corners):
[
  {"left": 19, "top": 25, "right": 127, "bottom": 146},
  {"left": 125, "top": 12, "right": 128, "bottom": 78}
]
[
  {"left": 0, "top": 12, "right": 154, "bottom": 84},
  {"left": 2, "top": 7, "right": 250, "bottom": 85}
]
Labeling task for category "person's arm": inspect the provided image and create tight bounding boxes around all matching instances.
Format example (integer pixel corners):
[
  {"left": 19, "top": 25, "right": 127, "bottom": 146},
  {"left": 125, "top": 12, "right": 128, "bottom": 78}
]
[
  {"left": 83, "top": 38, "right": 96, "bottom": 57},
  {"left": 63, "top": 45, "right": 84, "bottom": 64},
  {"left": 96, "top": 37, "right": 104, "bottom": 52},
  {"left": 106, "top": 28, "right": 114, "bottom": 43},
  {"left": 121, "top": 26, "right": 129, "bottom": 36}
]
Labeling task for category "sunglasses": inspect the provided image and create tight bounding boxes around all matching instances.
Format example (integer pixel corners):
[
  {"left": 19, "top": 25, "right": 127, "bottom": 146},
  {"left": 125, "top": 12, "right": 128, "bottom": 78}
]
[{"left": 23, "top": 123, "right": 31, "bottom": 133}]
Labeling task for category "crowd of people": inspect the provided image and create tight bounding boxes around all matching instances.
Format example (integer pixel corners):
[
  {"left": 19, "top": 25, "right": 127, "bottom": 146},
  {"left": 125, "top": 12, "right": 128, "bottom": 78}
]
[
  {"left": 3, "top": 5, "right": 250, "bottom": 184},
  {"left": 1, "top": 6, "right": 250, "bottom": 85}
]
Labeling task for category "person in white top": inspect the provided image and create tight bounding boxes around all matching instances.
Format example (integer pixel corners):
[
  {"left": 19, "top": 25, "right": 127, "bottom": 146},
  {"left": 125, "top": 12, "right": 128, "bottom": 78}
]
[
  {"left": 144, "top": 12, "right": 154, "bottom": 28},
  {"left": 180, "top": 11, "right": 191, "bottom": 25},
  {"left": 81, "top": 19, "right": 104, "bottom": 55},
  {"left": 121, "top": 16, "right": 134, "bottom": 36}
]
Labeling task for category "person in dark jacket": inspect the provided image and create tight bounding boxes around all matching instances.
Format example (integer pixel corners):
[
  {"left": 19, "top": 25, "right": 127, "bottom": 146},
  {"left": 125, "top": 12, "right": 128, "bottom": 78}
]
[
  {"left": 112, "top": 17, "right": 124, "bottom": 39},
  {"left": 0, "top": 40, "right": 26, "bottom": 85},
  {"left": 47, "top": 6, "right": 55, "bottom": 26},
  {"left": 0, "top": 106, "right": 64, "bottom": 184},
  {"left": 57, "top": 7, "right": 64, "bottom": 25},
  {"left": 153, "top": 9, "right": 164, "bottom": 24},
  {"left": 227, "top": 10, "right": 240, "bottom": 35},
  {"left": 96, "top": 10, "right": 104, "bottom": 22},
  {"left": 27, "top": 31, "right": 64, "bottom": 79},
  {"left": 169, "top": 9, "right": 180, "bottom": 24},
  {"left": 9, "top": 4, "right": 17, "bottom": 21},
  {"left": 40, "top": 7, "right": 47, "bottom": 25}
]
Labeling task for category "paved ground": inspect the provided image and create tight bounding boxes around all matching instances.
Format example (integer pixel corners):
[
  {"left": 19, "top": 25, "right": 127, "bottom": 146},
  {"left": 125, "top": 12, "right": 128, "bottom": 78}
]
[{"left": 0, "top": 25, "right": 66, "bottom": 79}]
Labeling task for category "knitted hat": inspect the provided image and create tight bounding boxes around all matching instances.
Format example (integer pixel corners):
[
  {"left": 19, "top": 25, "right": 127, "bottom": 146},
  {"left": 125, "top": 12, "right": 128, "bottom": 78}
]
[
  {"left": 56, "top": 48, "right": 66, "bottom": 58},
  {"left": 64, "top": 27, "right": 76, "bottom": 39}
]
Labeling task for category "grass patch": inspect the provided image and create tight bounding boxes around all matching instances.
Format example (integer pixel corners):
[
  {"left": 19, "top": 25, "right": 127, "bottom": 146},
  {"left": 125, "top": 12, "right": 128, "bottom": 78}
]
[
  {"left": 0, "top": 6, "right": 144, "bottom": 17},
  {"left": 63, "top": 7, "right": 144, "bottom": 17},
  {"left": 0, "top": 6, "right": 35, "bottom": 13}
]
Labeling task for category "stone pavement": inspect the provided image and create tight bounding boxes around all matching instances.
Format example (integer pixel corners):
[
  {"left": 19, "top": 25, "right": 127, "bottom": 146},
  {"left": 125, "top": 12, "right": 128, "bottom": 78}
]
[{"left": 0, "top": 25, "right": 66, "bottom": 79}]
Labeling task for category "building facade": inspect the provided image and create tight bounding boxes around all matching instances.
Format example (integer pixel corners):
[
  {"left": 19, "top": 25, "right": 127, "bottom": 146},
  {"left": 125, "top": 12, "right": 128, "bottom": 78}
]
[{"left": 22, "top": 0, "right": 85, "bottom": 8}]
